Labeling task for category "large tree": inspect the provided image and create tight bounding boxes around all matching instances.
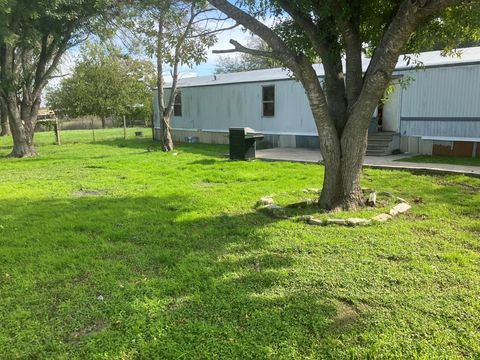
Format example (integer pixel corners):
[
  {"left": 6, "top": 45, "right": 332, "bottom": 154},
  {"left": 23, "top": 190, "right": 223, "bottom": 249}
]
[
  {"left": 46, "top": 43, "right": 156, "bottom": 127},
  {"left": 130, "top": 0, "right": 234, "bottom": 151},
  {"left": 208, "top": 0, "right": 480, "bottom": 210},
  {"left": 0, "top": 0, "right": 113, "bottom": 157}
]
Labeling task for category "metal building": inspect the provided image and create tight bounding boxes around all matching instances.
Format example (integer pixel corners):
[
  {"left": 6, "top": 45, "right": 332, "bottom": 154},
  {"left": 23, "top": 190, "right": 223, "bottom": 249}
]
[{"left": 153, "top": 47, "right": 480, "bottom": 157}]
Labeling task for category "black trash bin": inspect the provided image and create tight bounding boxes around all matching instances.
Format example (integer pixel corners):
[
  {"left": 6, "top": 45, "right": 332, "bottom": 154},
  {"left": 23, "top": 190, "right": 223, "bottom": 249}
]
[{"left": 229, "top": 127, "right": 264, "bottom": 160}]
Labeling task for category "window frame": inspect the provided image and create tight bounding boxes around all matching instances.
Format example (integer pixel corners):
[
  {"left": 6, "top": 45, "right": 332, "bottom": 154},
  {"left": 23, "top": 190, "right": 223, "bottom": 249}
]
[
  {"left": 173, "top": 91, "right": 182, "bottom": 117},
  {"left": 261, "top": 85, "right": 275, "bottom": 118}
]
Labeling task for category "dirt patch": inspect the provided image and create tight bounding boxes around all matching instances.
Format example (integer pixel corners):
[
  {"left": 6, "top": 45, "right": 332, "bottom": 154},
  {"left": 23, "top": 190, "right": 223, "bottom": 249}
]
[
  {"left": 72, "top": 189, "right": 106, "bottom": 197},
  {"left": 331, "top": 299, "right": 359, "bottom": 328},
  {"left": 71, "top": 320, "right": 109, "bottom": 340}
]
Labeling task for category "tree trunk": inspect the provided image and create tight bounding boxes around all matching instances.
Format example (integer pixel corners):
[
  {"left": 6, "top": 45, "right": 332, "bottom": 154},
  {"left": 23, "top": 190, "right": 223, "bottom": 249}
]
[
  {"left": 0, "top": 100, "right": 10, "bottom": 136},
  {"left": 160, "top": 114, "right": 174, "bottom": 151},
  {"left": 7, "top": 110, "right": 37, "bottom": 157},
  {"left": 319, "top": 128, "right": 368, "bottom": 210},
  {"left": 101, "top": 116, "right": 106, "bottom": 129},
  {"left": 4, "top": 94, "right": 40, "bottom": 157}
]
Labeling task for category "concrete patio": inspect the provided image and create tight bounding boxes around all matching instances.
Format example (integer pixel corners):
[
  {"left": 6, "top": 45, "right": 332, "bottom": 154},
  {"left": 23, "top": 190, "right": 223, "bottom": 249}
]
[{"left": 256, "top": 148, "right": 480, "bottom": 177}]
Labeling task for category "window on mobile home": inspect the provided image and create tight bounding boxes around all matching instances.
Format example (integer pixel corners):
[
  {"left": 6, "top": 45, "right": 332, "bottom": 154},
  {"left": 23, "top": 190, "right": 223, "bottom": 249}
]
[
  {"left": 262, "top": 86, "right": 275, "bottom": 117},
  {"left": 174, "top": 92, "right": 182, "bottom": 116}
]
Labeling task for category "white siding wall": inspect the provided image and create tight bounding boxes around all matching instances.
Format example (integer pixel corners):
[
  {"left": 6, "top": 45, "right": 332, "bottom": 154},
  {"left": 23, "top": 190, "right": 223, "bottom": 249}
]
[
  {"left": 397, "top": 63, "right": 480, "bottom": 137},
  {"left": 153, "top": 62, "right": 480, "bottom": 141},
  {"left": 154, "top": 79, "right": 317, "bottom": 136}
]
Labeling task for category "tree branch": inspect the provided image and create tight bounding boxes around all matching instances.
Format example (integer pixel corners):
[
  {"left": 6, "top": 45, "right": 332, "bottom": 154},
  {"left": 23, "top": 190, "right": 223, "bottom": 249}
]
[
  {"left": 186, "top": 22, "right": 239, "bottom": 39},
  {"left": 213, "top": 39, "right": 276, "bottom": 58}
]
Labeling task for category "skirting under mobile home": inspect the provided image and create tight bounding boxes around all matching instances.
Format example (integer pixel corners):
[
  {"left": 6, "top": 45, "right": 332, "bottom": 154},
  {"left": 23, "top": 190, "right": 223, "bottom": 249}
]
[{"left": 153, "top": 47, "right": 480, "bottom": 157}]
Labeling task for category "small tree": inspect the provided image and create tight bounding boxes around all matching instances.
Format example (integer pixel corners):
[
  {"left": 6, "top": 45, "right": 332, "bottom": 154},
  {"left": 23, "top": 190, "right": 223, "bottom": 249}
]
[
  {"left": 46, "top": 43, "right": 155, "bottom": 127},
  {"left": 0, "top": 0, "right": 113, "bottom": 157},
  {"left": 130, "top": 0, "right": 234, "bottom": 151},
  {"left": 208, "top": 0, "right": 480, "bottom": 210}
]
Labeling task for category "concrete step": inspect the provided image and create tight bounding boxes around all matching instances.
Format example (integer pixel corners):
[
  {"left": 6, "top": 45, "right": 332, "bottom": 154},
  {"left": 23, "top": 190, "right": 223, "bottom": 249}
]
[
  {"left": 368, "top": 134, "right": 396, "bottom": 141},
  {"left": 366, "top": 148, "right": 391, "bottom": 156},
  {"left": 367, "top": 145, "right": 390, "bottom": 151},
  {"left": 366, "top": 132, "right": 400, "bottom": 156},
  {"left": 367, "top": 140, "right": 391, "bottom": 147}
]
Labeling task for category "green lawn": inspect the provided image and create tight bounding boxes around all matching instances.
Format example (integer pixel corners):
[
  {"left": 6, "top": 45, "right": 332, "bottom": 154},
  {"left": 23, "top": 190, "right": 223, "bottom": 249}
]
[
  {"left": 399, "top": 154, "right": 480, "bottom": 167},
  {"left": 1, "top": 129, "right": 479, "bottom": 359}
]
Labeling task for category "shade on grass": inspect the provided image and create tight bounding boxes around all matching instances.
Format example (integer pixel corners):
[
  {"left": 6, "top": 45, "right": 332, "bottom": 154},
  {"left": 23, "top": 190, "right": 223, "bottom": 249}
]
[{"left": 0, "top": 129, "right": 479, "bottom": 358}]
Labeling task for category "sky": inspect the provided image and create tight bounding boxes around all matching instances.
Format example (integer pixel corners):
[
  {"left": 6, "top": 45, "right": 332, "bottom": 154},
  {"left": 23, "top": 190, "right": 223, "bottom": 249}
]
[{"left": 53, "top": 21, "right": 254, "bottom": 87}]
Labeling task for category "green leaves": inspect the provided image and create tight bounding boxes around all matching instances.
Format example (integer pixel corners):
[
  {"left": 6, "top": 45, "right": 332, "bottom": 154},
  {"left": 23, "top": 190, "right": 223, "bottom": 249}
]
[
  {"left": 46, "top": 42, "right": 155, "bottom": 121},
  {"left": 128, "top": 0, "right": 220, "bottom": 69}
]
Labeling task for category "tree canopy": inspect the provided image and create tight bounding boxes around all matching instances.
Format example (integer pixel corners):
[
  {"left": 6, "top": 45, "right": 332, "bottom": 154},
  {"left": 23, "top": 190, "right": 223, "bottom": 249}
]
[
  {"left": 207, "top": 0, "right": 480, "bottom": 209},
  {"left": 0, "top": 0, "right": 115, "bottom": 156},
  {"left": 46, "top": 43, "right": 156, "bottom": 125}
]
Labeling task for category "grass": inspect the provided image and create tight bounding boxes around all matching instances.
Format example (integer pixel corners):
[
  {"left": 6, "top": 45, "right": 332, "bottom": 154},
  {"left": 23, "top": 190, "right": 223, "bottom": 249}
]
[
  {"left": 398, "top": 154, "right": 480, "bottom": 167},
  {"left": 1, "top": 128, "right": 479, "bottom": 359}
]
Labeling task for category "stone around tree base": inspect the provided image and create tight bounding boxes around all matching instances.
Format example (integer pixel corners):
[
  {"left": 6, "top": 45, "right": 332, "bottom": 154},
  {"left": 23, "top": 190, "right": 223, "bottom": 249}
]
[
  {"left": 366, "top": 192, "right": 377, "bottom": 207},
  {"left": 346, "top": 218, "right": 372, "bottom": 226},
  {"left": 389, "top": 202, "right": 411, "bottom": 217},
  {"left": 327, "top": 219, "right": 347, "bottom": 226},
  {"left": 372, "top": 213, "right": 393, "bottom": 223},
  {"left": 308, "top": 218, "right": 325, "bottom": 226},
  {"left": 260, "top": 204, "right": 287, "bottom": 218},
  {"left": 256, "top": 196, "right": 274, "bottom": 207},
  {"left": 297, "top": 215, "right": 313, "bottom": 222}
]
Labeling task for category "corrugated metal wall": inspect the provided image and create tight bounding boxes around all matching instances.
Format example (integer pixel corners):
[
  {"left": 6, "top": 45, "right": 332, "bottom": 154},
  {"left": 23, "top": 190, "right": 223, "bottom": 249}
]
[{"left": 397, "top": 64, "right": 480, "bottom": 137}]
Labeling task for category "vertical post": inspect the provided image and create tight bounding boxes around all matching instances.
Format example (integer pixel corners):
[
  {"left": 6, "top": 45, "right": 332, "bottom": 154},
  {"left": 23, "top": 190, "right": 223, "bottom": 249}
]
[
  {"left": 123, "top": 114, "right": 127, "bottom": 140},
  {"left": 91, "top": 118, "right": 96, "bottom": 143},
  {"left": 54, "top": 118, "right": 61, "bottom": 145}
]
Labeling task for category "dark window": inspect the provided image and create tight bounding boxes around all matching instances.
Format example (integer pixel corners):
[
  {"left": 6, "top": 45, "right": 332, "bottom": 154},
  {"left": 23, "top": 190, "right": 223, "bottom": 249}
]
[
  {"left": 262, "top": 86, "right": 275, "bottom": 117},
  {"left": 174, "top": 92, "right": 182, "bottom": 116}
]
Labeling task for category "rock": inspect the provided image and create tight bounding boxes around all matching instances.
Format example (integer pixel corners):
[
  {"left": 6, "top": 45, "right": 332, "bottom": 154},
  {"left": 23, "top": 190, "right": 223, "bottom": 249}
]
[
  {"left": 396, "top": 197, "right": 408, "bottom": 204},
  {"left": 97, "top": 295, "right": 104, "bottom": 301},
  {"left": 256, "top": 196, "right": 274, "bottom": 207},
  {"left": 260, "top": 204, "right": 286, "bottom": 218},
  {"left": 297, "top": 215, "right": 313, "bottom": 222},
  {"left": 303, "top": 188, "right": 320, "bottom": 193},
  {"left": 326, "top": 218, "right": 347, "bottom": 226},
  {"left": 389, "top": 202, "right": 411, "bottom": 217},
  {"left": 372, "top": 213, "right": 393, "bottom": 223},
  {"left": 261, "top": 204, "right": 282, "bottom": 211},
  {"left": 366, "top": 192, "right": 377, "bottom": 207},
  {"left": 346, "top": 218, "right": 371, "bottom": 226},
  {"left": 308, "top": 218, "right": 325, "bottom": 226}
]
